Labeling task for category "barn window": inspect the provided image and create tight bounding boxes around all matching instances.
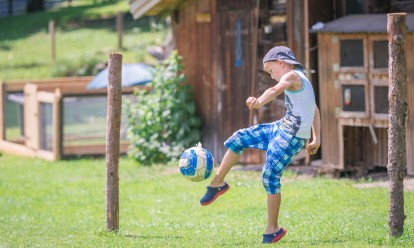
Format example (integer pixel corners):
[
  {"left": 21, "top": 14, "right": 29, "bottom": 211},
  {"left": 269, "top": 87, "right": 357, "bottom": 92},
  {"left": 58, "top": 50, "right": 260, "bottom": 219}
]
[
  {"left": 374, "top": 86, "right": 389, "bottom": 114},
  {"left": 340, "top": 39, "right": 364, "bottom": 67},
  {"left": 373, "top": 40, "right": 388, "bottom": 68},
  {"left": 342, "top": 85, "right": 365, "bottom": 112}
]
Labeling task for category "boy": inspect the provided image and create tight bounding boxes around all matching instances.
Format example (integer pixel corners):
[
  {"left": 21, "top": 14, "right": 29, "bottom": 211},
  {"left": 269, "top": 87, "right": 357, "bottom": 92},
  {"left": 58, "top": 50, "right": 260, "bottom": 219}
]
[{"left": 200, "top": 46, "right": 321, "bottom": 243}]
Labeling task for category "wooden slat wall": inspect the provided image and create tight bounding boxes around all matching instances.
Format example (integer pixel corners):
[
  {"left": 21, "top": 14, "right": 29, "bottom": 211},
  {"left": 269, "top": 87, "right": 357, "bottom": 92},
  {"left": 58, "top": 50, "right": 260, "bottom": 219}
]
[
  {"left": 173, "top": 0, "right": 261, "bottom": 163},
  {"left": 363, "top": 127, "right": 387, "bottom": 166},
  {"left": 318, "top": 32, "right": 414, "bottom": 175},
  {"left": 216, "top": 6, "right": 260, "bottom": 163},
  {"left": 317, "top": 33, "right": 340, "bottom": 168},
  {"left": 173, "top": 0, "right": 218, "bottom": 157}
]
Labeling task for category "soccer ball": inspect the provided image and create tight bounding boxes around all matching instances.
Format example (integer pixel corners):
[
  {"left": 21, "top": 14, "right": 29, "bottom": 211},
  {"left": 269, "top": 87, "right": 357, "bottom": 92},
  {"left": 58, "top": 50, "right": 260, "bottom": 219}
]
[{"left": 179, "top": 143, "right": 214, "bottom": 182}]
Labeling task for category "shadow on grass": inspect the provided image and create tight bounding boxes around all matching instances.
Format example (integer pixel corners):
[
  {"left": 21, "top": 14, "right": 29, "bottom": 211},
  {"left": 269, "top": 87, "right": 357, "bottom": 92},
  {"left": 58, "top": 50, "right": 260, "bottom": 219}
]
[
  {"left": 124, "top": 234, "right": 183, "bottom": 239},
  {"left": 95, "top": 230, "right": 183, "bottom": 240}
]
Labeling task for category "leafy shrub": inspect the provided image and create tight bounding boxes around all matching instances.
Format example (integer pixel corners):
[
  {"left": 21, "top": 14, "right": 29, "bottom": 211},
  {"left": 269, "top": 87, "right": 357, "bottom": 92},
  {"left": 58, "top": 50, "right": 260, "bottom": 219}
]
[{"left": 125, "top": 51, "right": 201, "bottom": 165}]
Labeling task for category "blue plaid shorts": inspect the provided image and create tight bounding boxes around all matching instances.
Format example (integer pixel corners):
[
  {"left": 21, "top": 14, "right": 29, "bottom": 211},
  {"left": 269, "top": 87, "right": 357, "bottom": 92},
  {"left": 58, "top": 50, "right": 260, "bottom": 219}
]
[{"left": 224, "top": 120, "right": 306, "bottom": 194}]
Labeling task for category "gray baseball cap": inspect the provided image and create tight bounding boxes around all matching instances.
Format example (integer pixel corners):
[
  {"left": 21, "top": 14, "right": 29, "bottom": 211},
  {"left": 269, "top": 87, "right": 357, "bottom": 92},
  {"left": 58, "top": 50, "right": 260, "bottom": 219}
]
[{"left": 263, "top": 46, "right": 304, "bottom": 69}]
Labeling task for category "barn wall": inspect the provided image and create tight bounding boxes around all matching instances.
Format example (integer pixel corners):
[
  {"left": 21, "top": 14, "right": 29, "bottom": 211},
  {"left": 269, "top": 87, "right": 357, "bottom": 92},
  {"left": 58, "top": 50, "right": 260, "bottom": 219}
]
[
  {"left": 317, "top": 33, "right": 340, "bottom": 167},
  {"left": 172, "top": 0, "right": 219, "bottom": 158},
  {"left": 172, "top": 0, "right": 261, "bottom": 163}
]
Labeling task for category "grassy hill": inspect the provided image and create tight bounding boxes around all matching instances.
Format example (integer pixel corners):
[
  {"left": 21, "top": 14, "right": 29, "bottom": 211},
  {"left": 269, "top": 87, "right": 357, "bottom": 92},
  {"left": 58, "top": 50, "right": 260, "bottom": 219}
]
[{"left": 0, "top": 0, "right": 167, "bottom": 80}]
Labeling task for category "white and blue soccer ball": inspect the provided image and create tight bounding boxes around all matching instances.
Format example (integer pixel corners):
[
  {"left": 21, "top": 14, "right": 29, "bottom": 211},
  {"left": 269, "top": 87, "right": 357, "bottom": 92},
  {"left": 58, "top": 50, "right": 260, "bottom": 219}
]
[{"left": 179, "top": 143, "right": 214, "bottom": 182}]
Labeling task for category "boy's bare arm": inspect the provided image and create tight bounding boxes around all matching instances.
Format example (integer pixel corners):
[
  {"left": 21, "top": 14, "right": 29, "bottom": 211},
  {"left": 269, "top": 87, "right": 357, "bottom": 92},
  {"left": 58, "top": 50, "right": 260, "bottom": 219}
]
[
  {"left": 246, "top": 72, "right": 295, "bottom": 109},
  {"left": 306, "top": 105, "right": 321, "bottom": 155}
]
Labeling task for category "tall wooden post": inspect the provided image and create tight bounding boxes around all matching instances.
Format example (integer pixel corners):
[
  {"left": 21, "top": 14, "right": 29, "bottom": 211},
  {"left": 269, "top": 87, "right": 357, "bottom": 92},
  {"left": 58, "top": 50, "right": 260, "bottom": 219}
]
[
  {"left": 387, "top": 13, "right": 407, "bottom": 237},
  {"left": 49, "top": 20, "right": 55, "bottom": 64},
  {"left": 0, "top": 81, "right": 5, "bottom": 140},
  {"left": 106, "top": 53, "right": 122, "bottom": 232}
]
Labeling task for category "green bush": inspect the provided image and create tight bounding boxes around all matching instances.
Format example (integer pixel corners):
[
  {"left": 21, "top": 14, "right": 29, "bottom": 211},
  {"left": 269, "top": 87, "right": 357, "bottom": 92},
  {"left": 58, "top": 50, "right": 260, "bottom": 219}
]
[{"left": 125, "top": 51, "right": 201, "bottom": 165}]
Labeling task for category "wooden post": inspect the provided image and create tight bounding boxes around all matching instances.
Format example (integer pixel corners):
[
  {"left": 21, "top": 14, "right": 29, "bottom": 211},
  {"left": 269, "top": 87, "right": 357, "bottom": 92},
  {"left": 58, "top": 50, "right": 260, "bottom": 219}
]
[
  {"left": 52, "top": 89, "right": 61, "bottom": 160},
  {"left": 24, "top": 84, "right": 40, "bottom": 150},
  {"left": 49, "top": 20, "right": 55, "bottom": 64},
  {"left": 387, "top": 13, "right": 407, "bottom": 237},
  {"left": 249, "top": 0, "right": 259, "bottom": 126},
  {"left": 0, "top": 81, "right": 5, "bottom": 140},
  {"left": 106, "top": 53, "right": 122, "bottom": 232},
  {"left": 116, "top": 12, "right": 123, "bottom": 50}
]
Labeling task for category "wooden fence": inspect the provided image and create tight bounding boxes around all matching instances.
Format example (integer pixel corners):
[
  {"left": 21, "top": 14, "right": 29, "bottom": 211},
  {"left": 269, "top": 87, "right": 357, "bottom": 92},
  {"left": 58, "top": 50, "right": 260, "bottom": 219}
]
[{"left": 0, "top": 76, "right": 145, "bottom": 161}]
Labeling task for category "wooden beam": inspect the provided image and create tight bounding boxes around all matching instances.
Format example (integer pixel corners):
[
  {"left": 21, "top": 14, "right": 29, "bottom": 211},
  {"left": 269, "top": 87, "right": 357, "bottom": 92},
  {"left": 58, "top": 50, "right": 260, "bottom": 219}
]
[
  {"left": 0, "top": 139, "right": 36, "bottom": 157},
  {"left": 53, "top": 89, "right": 62, "bottom": 160},
  {"left": 130, "top": 0, "right": 162, "bottom": 19},
  {"left": 287, "top": 0, "right": 293, "bottom": 48},
  {"left": 24, "top": 84, "right": 40, "bottom": 150},
  {"left": 37, "top": 91, "right": 56, "bottom": 103},
  {"left": 63, "top": 143, "right": 129, "bottom": 155},
  {"left": 0, "top": 81, "right": 5, "bottom": 140},
  {"left": 3, "top": 76, "right": 144, "bottom": 95}
]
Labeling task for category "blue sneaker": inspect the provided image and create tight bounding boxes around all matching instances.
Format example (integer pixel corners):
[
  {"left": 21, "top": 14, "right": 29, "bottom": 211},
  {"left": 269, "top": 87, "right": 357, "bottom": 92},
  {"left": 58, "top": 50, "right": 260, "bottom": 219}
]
[
  {"left": 200, "top": 182, "right": 230, "bottom": 206},
  {"left": 262, "top": 228, "right": 287, "bottom": 243}
]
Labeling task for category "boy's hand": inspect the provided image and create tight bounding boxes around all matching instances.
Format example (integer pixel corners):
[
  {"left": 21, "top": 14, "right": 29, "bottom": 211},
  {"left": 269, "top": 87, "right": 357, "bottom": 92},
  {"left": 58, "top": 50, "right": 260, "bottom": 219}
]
[
  {"left": 306, "top": 140, "right": 320, "bottom": 155},
  {"left": 246, "top": 97, "right": 260, "bottom": 109}
]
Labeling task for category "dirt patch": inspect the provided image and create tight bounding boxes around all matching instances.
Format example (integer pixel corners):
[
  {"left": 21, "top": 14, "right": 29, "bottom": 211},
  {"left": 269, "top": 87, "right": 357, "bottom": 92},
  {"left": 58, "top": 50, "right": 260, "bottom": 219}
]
[
  {"left": 234, "top": 163, "right": 414, "bottom": 191},
  {"left": 354, "top": 178, "right": 414, "bottom": 191}
]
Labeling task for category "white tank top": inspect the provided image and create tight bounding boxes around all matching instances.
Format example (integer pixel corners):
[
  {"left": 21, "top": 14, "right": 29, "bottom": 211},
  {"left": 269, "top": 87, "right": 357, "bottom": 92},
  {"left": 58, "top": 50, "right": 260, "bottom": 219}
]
[{"left": 281, "top": 69, "right": 316, "bottom": 139}]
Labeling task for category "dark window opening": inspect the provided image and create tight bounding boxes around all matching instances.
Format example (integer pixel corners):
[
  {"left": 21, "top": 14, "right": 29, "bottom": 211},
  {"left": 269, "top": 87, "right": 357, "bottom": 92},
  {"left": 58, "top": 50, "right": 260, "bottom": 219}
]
[
  {"left": 340, "top": 40, "right": 364, "bottom": 67},
  {"left": 342, "top": 85, "right": 365, "bottom": 112},
  {"left": 373, "top": 40, "right": 388, "bottom": 68}
]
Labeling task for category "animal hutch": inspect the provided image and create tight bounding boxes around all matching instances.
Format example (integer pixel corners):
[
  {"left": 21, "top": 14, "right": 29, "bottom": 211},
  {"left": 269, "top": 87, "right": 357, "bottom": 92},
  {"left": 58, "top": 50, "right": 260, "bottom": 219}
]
[
  {"left": 312, "top": 14, "right": 414, "bottom": 176},
  {"left": 0, "top": 77, "right": 142, "bottom": 161}
]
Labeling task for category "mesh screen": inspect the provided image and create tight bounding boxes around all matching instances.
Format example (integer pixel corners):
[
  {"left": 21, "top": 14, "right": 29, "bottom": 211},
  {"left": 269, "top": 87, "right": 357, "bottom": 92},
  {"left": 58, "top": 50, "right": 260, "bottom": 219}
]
[
  {"left": 62, "top": 95, "right": 130, "bottom": 147},
  {"left": 40, "top": 102, "right": 53, "bottom": 151}
]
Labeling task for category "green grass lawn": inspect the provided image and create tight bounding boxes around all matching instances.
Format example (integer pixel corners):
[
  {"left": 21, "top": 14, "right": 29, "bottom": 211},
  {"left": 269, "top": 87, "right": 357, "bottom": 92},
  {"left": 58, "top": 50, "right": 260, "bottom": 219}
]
[
  {"left": 0, "top": 0, "right": 166, "bottom": 80},
  {"left": 0, "top": 154, "right": 413, "bottom": 247}
]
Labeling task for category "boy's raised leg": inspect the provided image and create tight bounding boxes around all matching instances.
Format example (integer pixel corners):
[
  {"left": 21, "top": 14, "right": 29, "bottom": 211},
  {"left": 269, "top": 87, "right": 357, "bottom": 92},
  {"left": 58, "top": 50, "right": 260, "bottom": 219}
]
[
  {"left": 210, "top": 150, "right": 239, "bottom": 187},
  {"left": 200, "top": 150, "right": 239, "bottom": 206}
]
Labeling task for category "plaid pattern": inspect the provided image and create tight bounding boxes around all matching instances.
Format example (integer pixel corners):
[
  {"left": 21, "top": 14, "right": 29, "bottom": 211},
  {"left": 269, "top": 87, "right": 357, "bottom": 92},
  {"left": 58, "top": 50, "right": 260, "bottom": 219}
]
[{"left": 224, "top": 121, "right": 306, "bottom": 194}]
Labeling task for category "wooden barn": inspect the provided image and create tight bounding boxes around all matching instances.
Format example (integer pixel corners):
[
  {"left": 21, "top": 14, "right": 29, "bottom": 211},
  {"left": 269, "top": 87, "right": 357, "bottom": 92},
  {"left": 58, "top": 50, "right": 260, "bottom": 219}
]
[
  {"left": 129, "top": 0, "right": 332, "bottom": 163},
  {"left": 130, "top": 0, "right": 414, "bottom": 175},
  {"left": 311, "top": 14, "right": 414, "bottom": 176}
]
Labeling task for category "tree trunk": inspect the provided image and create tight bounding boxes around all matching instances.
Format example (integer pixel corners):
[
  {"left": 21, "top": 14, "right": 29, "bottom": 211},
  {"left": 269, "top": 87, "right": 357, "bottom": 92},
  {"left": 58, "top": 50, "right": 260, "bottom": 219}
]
[
  {"left": 106, "top": 53, "right": 122, "bottom": 232},
  {"left": 387, "top": 13, "right": 407, "bottom": 237}
]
